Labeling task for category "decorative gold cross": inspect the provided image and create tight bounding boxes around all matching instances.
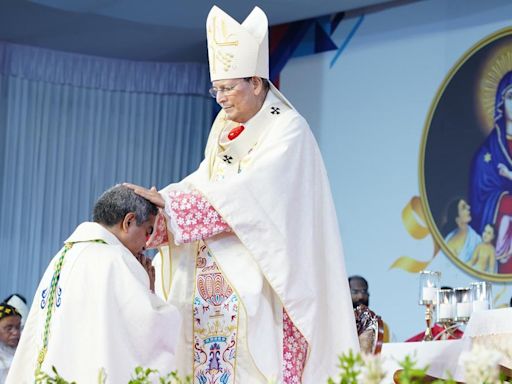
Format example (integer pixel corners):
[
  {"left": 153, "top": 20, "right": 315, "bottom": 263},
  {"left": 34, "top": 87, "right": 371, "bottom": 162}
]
[{"left": 208, "top": 16, "right": 239, "bottom": 73}]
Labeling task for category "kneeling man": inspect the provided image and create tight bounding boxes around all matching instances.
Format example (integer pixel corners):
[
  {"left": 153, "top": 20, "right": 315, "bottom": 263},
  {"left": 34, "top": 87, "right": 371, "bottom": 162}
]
[{"left": 7, "top": 185, "right": 181, "bottom": 383}]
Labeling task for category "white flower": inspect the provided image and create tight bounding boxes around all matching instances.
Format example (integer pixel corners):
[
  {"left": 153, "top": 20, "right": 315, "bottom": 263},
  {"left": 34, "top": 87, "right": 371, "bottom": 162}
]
[
  {"left": 359, "top": 353, "right": 386, "bottom": 384},
  {"left": 461, "top": 344, "right": 502, "bottom": 384}
]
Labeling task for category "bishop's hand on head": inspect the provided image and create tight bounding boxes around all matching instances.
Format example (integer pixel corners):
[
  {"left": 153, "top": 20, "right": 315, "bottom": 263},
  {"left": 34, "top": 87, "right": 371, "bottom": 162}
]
[{"left": 123, "top": 183, "right": 165, "bottom": 209}]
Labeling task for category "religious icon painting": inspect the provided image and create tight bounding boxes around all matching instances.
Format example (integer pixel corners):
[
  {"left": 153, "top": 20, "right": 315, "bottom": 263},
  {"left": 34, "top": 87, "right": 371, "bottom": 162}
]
[{"left": 420, "top": 27, "right": 512, "bottom": 282}]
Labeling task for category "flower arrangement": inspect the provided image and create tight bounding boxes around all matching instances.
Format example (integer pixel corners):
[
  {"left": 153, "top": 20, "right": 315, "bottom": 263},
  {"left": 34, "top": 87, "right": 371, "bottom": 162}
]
[
  {"left": 35, "top": 366, "right": 77, "bottom": 384},
  {"left": 32, "top": 343, "right": 509, "bottom": 384},
  {"left": 127, "top": 367, "right": 191, "bottom": 384},
  {"left": 34, "top": 366, "right": 191, "bottom": 384},
  {"left": 327, "top": 344, "right": 507, "bottom": 384},
  {"left": 460, "top": 344, "right": 503, "bottom": 384}
]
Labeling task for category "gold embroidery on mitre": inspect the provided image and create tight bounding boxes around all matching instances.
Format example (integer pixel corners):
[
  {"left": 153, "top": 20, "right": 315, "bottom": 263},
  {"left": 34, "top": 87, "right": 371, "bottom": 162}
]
[{"left": 208, "top": 16, "right": 239, "bottom": 74}]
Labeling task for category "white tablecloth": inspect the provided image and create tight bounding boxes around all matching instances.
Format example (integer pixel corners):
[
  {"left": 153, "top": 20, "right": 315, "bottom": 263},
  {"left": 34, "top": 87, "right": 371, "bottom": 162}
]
[
  {"left": 381, "top": 308, "right": 512, "bottom": 383},
  {"left": 381, "top": 339, "right": 467, "bottom": 383},
  {"left": 465, "top": 307, "right": 512, "bottom": 369}
]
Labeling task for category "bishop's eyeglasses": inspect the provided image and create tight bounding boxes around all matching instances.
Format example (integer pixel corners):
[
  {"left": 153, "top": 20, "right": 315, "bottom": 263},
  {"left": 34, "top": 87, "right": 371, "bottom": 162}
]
[{"left": 208, "top": 79, "right": 245, "bottom": 98}]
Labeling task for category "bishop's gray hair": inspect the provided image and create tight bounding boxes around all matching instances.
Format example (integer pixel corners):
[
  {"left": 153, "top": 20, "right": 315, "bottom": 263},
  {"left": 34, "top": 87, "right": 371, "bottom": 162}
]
[{"left": 93, "top": 185, "right": 158, "bottom": 226}]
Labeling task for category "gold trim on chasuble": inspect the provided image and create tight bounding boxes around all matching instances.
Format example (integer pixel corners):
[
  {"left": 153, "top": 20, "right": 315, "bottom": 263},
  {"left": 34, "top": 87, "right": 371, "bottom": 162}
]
[
  {"left": 158, "top": 216, "right": 173, "bottom": 301},
  {"left": 158, "top": 246, "right": 170, "bottom": 302}
]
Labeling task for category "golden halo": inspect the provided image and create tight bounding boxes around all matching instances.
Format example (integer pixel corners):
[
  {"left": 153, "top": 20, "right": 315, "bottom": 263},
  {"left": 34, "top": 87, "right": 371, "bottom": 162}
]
[{"left": 477, "top": 40, "right": 512, "bottom": 134}]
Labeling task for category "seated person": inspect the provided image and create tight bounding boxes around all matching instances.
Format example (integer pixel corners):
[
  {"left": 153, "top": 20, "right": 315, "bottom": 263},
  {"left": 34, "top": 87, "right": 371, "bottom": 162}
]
[
  {"left": 7, "top": 185, "right": 182, "bottom": 383},
  {"left": 0, "top": 304, "right": 21, "bottom": 383},
  {"left": 349, "top": 275, "right": 389, "bottom": 353},
  {"left": 2, "top": 295, "right": 28, "bottom": 328}
]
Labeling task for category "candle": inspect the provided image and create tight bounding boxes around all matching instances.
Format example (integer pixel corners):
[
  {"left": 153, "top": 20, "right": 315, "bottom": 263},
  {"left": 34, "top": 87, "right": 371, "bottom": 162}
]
[
  {"left": 422, "top": 286, "right": 436, "bottom": 302},
  {"left": 456, "top": 302, "right": 472, "bottom": 318},
  {"left": 438, "top": 303, "right": 454, "bottom": 319},
  {"left": 473, "top": 299, "right": 489, "bottom": 312}
]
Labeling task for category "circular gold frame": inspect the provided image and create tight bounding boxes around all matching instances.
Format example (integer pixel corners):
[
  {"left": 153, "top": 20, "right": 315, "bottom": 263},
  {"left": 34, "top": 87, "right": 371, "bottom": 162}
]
[{"left": 419, "top": 26, "right": 512, "bottom": 282}]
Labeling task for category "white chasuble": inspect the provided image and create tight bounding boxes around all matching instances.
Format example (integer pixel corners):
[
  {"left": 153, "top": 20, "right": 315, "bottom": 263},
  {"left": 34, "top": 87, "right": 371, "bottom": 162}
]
[
  {"left": 151, "top": 89, "right": 359, "bottom": 383},
  {"left": 7, "top": 223, "right": 181, "bottom": 384}
]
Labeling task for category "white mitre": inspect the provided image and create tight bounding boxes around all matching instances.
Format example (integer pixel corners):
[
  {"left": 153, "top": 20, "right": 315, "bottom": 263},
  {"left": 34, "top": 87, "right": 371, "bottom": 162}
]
[
  {"left": 206, "top": 5, "right": 294, "bottom": 108},
  {"left": 206, "top": 6, "right": 268, "bottom": 81}
]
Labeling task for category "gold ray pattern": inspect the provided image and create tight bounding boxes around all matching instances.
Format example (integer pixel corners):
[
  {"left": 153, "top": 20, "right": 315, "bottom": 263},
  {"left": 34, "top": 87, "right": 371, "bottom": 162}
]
[{"left": 478, "top": 42, "right": 512, "bottom": 133}]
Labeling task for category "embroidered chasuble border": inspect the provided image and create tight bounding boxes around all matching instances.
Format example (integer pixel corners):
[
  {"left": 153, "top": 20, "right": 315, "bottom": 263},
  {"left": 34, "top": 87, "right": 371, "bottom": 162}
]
[{"left": 192, "top": 243, "right": 242, "bottom": 383}]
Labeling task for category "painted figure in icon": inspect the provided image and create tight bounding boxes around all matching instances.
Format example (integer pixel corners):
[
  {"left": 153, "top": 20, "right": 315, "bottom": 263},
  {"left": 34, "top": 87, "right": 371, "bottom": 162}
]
[
  {"left": 469, "top": 70, "right": 512, "bottom": 273},
  {"left": 468, "top": 224, "right": 496, "bottom": 273},
  {"left": 442, "top": 198, "right": 481, "bottom": 262}
]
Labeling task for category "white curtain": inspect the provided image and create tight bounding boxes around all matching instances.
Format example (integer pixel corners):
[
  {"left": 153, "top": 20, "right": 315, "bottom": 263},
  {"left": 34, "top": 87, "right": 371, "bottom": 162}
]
[{"left": 0, "top": 42, "right": 213, "bottom": 301}]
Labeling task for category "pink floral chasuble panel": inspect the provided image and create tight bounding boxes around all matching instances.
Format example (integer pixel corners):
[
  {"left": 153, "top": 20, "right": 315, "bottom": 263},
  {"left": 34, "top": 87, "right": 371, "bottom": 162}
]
[{"left": 283, "top": 310, "right": 308, "bottom": 383}]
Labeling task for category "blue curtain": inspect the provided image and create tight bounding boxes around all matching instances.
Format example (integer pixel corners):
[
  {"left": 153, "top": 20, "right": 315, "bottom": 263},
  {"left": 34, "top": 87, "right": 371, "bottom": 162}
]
[{"left": 0, "top": 42, "right": 213, "bottom": 302}]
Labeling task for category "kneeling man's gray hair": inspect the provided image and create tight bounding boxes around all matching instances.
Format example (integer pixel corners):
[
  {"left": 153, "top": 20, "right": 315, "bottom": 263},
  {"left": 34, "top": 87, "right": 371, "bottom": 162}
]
[{"left": 93, "top": 185, "right": 158, "bottom": 226}]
